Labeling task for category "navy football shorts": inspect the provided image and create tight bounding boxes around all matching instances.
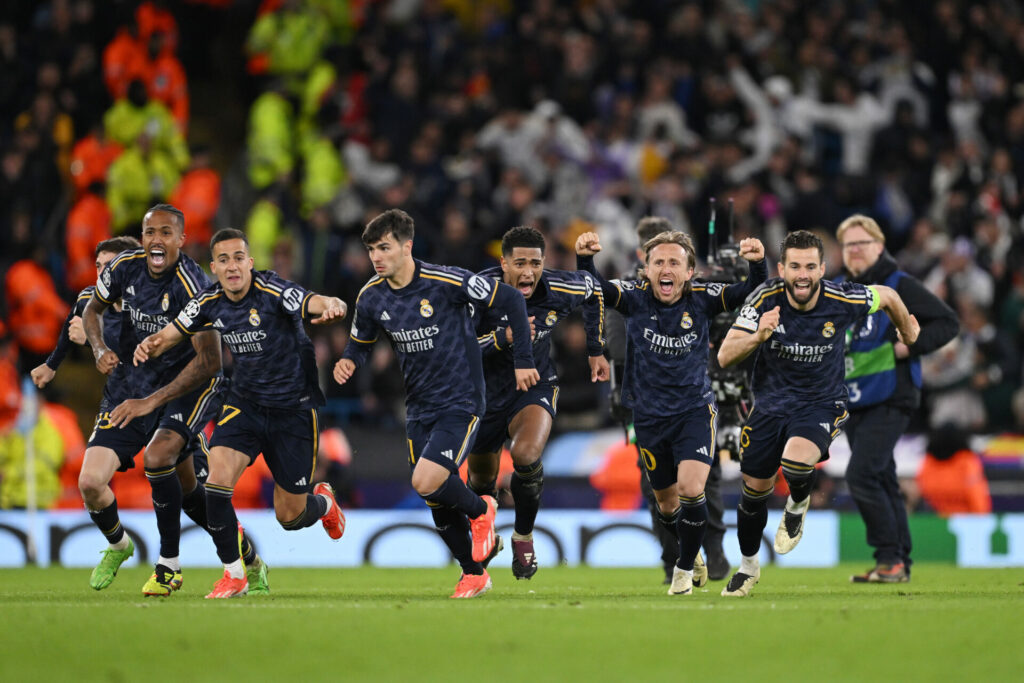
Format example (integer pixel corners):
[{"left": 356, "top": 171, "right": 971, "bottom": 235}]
[
  {"left": 474, "top": 382, "right": 558, "bottom": 454},
  {"left": 738, "top": 402, "right": 849, "bottom": 479},
  {"left": 209, "top": 394, "right": 320, "bottom": 494},
  {"left": 406, "top": 411, "right": 480, "bottom": 475},
  {"left": 158, "top": 376, "right": 226, "bottom": 445},
  {"left": 87, "top": 399, "right": 210, "bottom": 474},
  {"left": 635, "top": 402, "right": 718, "bottom": 491}
]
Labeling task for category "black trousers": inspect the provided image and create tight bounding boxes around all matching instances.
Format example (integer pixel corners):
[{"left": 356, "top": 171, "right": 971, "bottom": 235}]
[
  {"left": 845, "top": 404, "right": 913, "bottom": 569},
  {"left": 641, "top": 456, "right": 725, "bottom": 569}
]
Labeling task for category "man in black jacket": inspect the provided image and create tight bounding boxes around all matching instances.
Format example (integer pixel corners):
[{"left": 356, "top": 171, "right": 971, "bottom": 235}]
[{"left": 837, "top": 215, "right": 959, "bottom": 583}]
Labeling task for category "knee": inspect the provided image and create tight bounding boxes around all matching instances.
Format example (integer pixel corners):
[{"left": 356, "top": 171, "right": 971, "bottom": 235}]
[
  {"left": 510, "top": 445, "right": 541, "bottom": 468},
  {"left": 78, "top": 471, "right": 106, "bottom": 500},
  {"left": 656, "top": 498, "right": 678, "bottom": 516},
  {"left": 677, "top": 481, "right": 705, "bottom": 500},
  {"left": 275, "top": 504, "right": 303, "bottom": 529},
  {"left": 410, "top": 470, "right": 439, "bottom": 498}
]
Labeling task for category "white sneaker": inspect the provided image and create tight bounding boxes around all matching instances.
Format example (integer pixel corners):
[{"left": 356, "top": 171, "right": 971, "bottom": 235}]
[
  {"left": 693, "top": 550, "right": 708, "bottom": 587},
  {"left": 774, "top": 498, "right": 809, "bottom": 554},
  {"left": 667, "top": 566, "right": 693, "bottom": 595},
  {"left": 721, "top": 569, "right": 760, "bottom": 597}
]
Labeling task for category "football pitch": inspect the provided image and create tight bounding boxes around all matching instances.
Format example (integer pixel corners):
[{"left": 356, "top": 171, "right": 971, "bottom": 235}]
[{"left": 1, "top": 564, "right": 1020, "bottom": 682}]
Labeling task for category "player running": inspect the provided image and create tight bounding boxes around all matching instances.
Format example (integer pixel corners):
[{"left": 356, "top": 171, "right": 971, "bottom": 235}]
[
  {"left": 83, "top": 205, "right": 253, "bottom": 596},
  {"left": 334, "top": 209, "right": 538, "bottom": 599},
  {"left": 576, "top": 229, "right": 767, "bottom": 596},
  {"left": 132, "top": 228, "right": 348, "bottom": 598},
  {"left": 717, "top": 230, "right": 919, "bottom": 597},
  {"left": 468, "top": 226, "right": 608, "bottom": 580}
]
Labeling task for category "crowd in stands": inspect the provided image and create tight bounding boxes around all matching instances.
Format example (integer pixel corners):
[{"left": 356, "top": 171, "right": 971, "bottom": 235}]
[{"left": 2, "top": 0, "right": 1024, "bottom": 511}]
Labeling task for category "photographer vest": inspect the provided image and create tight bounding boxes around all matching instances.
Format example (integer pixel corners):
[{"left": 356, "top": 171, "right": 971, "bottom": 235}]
[{"left": 844, "top": 270, "right": 922, "bottom": 408}]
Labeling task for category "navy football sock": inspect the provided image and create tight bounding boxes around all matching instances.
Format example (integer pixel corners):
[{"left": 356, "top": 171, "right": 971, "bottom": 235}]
[
  {"left": 675, "top": 493, "right": 708, "bottom": 571},
  {"left": 205, "top": 484, "right": 241, "bottom": 564},
  {"left": 510, "top": 462, "right": 543, "bottom": 536},
  {"left": 430, "top": 505, "right": 482, "bottom": 575},
  {"left": 424, "top": 474, "right": 486, "bottom": 519},
  {"left": 781, "top": 459, "right": 816, "bottom": 505},
  {"left": 88, "top": 499, "right": 126, "bottom": 545},
  {"left": 737, "top": 484, "right": 772, "bottom": 557},
  {"left": 468, "top": 475, "right": 498, "bottom": 499},
  {"left": 145, "top": 465, "right": 182, "bottom": 559},
  {"left": 182, "top": 483, "right": 209, "bottom": 529},
  {"left": 281, "top": 494, "right": 329, "bottom": 530}
]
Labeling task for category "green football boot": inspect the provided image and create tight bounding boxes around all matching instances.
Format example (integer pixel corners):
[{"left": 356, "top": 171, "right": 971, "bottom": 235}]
[
  {"left": 89, "top": 538, "right": 135, "bottom": 590},
  {"left": 246, "top": 555, "right": 270, "bottom": 595}
]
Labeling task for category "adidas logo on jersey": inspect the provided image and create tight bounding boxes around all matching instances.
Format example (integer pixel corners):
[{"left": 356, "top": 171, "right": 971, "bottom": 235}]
[
  {"left": 820, "top": 422, "right": 831, "bottom": 432},
  {"left": 170, "top": 413, "right": 183, "bottom": 422},
  {"left": 540, "top": 398, "right": 550, "bottom": 406},
  {"left": 775, "top": 323, "right": 786, "bottom": 335},
  {"left": 126, "top": 285, "right": 136, "bottom": 296},
  {"left": 197, "top": 468, "right": 208, "bottom": 478},
  {"left": 295, "top": 476, "right": 307, "bottom": 486},
  {"left": 697, "top": 446, "right": 709, "bottom": 456},
  {"left": 213, "top": 318, "right": 225, "bottom": 329},
  {"left": 380, "top": 311, "right": 391, "bottom": 321}
]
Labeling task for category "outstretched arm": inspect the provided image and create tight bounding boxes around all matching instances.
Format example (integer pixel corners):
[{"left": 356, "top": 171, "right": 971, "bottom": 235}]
[
  {"left": 306, "top": 295, "right": 348, "bottom": 325},
  {"left": 575, "top": 232, "right": 625, "bottom": 310},
  {"left": 108, "top": 330, "right": 222, "bottom": 427},
  {"left": 873, "top": 285, "right": 920, "bottom": 346},
  {"left": 133, "top": 322, "right": 186, "bottom": 365},
  {"left": 490, "top": 281, "right": 539, "bottom": 390}
]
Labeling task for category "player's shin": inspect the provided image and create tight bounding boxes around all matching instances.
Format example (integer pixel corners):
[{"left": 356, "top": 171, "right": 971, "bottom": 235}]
[
  {"left": 182, "top": 482, "right": 209, "bottom": 528},
  {"left": 280, "top": 494, "right": 329, "bottom": 530},
  {"left": 430, "top": 504, "right": 482, "bottom": 575},
  {"left": 145, "top": 466, "right": 183, "bottom": 560},
  {"left": 510, "top": 462, "right": 543, "bottom": 536},
  {"left": 88, "top": 499, "right": 128, "bottom": 547},
  {"left": 737, "top": 484, "right": 772, "bottom": 557},
  {"left": 424, "top": 473, "right": 487, "bottom": 519},
  {"left": 206, "top": 484, "right": 243, "bottom": 567},
  {"left": 780, "top": 458, "right": 815, "bottom": 507},
  {"left": 675, "top": 493, "right": 707, "bottom": 571}
]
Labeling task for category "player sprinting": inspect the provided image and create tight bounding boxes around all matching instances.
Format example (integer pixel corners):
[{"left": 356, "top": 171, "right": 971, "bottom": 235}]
[
  {"left": 334, "top": 209, "right": 539, "bottom": 599},
  {"left": 133, "top": 228, "right": 348, "bottom": 598},
  {"left": 468, "top": 226, "right": 608, "bottom": 580},
  {"left": 717, "top": 230, "right": 919, "bottom": 597},
  {"left": 83, "top": 204, "right": 248, "bottom": 597},
  {"left": 576, "top": 229, "right": 767, "bottom": 596}
]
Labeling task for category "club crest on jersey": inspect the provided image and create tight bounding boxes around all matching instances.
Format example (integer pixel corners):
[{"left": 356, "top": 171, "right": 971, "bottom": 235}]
[
  {"left": 249, "top": 308, "right": 261, "bottom": 326},
  {"left": 680, "top": 312, "right": 693, "bottom": 329},
  {"left": 419, "top": 299, "right": 434, "bottom": 318},
  {"left": 161, "top": 292, "right": 169, "bottom": 311},
  {"left": 546, "top": 310, "right": 557, "bottom": 326},
  {"left": 822, "top": 321, "right": 836, "bottom": 338}
]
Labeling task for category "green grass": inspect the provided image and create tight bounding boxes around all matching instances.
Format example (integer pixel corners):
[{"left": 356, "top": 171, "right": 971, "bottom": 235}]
[{"left": 1, "top": 564, "right": 1021, "bottom": 682}]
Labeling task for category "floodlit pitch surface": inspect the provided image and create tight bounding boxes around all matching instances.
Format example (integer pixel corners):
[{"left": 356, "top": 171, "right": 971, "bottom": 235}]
[{"left": 1, "top": 565, "right": 1020, "bottom": 681}]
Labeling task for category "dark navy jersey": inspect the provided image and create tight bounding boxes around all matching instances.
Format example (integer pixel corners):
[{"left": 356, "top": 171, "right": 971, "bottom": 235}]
[
  {"left": 343, "top": 260, "right": 533, "bottom": 421},
  {"left": 579, "top": 255, "right": 767, "bottom": 417},
  {"left": 475, "top": 267, "right": 604, "bottom": 408},
  {"left": 731, "top": 277, "right": 879, "bottom": 414},
  {"left": 95, "top": 249, "right": 212, "bottom": 388},
  {"left": 46, "top": 286, "right": 124, "bottom": 370},
  {"left": 173, "top": 271, "right": 324, "bottom": 409}
]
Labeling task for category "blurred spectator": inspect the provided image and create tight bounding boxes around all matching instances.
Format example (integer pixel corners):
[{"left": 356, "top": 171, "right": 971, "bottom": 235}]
[
  {"left": 144, "top": 30, "right": 188, "bottom": 131},
  {"left": 4, "top": 250, "right": 70, "bottom": 371},
  {"left": 103, "top": 79, "right": 188, "bottom": 170},
  {"left": 105, "top": 132, "right": 180, "bottom": 233},
  {"left": 590, "top": 439, "right": 642, "bottom": 511},
  {"left": 69, "top": 125, "right": 122, "bottom": 195},
  {"left": 64, "top": 185, "right": 112, "bottom": 291},
  {"left": 169, "top": 145, "right": 221, "bottom": 256},
  {"left": 910, "top": 427, "right": 992, "bottom": 515}
]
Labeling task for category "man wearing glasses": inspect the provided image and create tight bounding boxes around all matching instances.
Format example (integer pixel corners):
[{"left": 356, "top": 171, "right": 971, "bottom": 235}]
[{"left": 836, "top": 215, "right": 958, "bottom": 583}]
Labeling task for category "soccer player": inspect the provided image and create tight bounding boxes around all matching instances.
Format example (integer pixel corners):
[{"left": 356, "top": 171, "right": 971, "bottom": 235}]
[
  {"left": 31, "top": 236, "right": 141, "bottom": 390},
  {"left": 575, "top": 229, "right": 768, "bottom": 596},
  {"left": 133, "top": 228, "right": 348, "bottom": 598},
  {"left": 334, "top": 209, "right": 539, "bottom": 599},
  {"left": 82, "top": 204, "right": 249, "bottom": 597},
  {"left": 717, "top": 230, "right": 919, "bottom": 597},
  {"left": 467, "top": 226, "right": 608, "bottom": 580}
]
